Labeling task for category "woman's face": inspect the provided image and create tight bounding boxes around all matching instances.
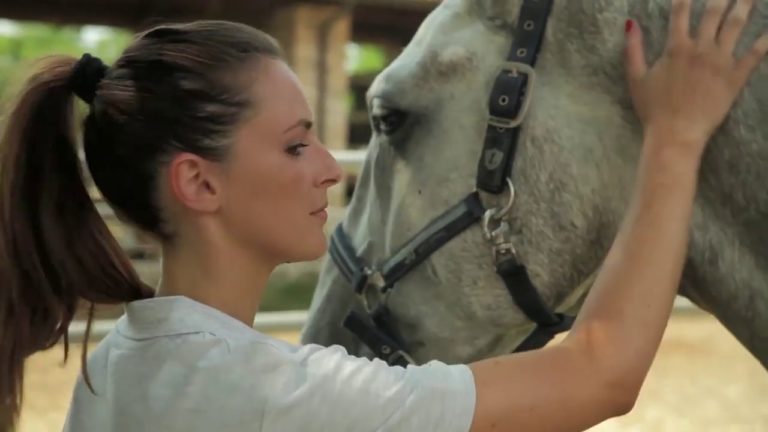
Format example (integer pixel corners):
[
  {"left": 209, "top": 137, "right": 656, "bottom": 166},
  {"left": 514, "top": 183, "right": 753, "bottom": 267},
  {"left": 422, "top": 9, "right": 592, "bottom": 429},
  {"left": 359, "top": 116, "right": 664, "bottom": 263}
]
[{"left": 218, "top": 58, "right": 342, "bottom": 264}]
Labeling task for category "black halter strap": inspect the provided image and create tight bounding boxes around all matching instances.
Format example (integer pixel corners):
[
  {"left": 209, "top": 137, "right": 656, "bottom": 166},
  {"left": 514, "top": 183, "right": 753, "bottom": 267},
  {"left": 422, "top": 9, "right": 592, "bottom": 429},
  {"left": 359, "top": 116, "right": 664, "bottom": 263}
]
[
  {"left": 329, "top": 0, "right": 573, "bottom": 366},
  {"left": 330, "top": 193, "right": 485, "bottom": 298},
  {"left": 477, "top": 0, "right": 554, "bottom": 193},
  {"left": 343, "top": 310, "right": 413, "bottom": 367},
  {"left": 481, "top": 0, "right": 573, "bottom": 352}
]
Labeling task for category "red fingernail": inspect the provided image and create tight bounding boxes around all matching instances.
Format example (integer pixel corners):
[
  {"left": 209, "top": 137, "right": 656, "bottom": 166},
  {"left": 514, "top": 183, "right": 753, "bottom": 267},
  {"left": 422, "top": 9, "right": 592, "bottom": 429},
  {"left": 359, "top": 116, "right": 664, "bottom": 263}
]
[{"left": 625, "top": 19, "right": 634, "bottom": 33}]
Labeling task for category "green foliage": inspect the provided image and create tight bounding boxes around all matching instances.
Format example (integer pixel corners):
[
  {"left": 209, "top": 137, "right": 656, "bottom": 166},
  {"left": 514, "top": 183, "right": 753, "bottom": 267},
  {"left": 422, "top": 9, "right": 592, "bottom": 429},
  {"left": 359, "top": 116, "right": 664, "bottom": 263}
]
[
  {"left": 261, "top": 271, "right": 319, "bottom": 312},
  {"left": 0, "top": 20, "right": 132, "bottom": 99},
  {"left": 345, "top": 42, "right": 391, "bottom": 113},
  {"left": 0, "top": 22, "right": 83, "bottom": 60},
  {"left": 346, "top": 42, "right": 388, "bottom": 76}
]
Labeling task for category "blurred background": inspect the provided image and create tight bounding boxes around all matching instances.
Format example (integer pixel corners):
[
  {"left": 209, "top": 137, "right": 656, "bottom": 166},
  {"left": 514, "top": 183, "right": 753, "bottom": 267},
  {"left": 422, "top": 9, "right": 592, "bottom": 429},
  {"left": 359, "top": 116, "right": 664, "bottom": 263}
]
[{"left": 0, "top": 0, "right": 765, "bottom": 431}]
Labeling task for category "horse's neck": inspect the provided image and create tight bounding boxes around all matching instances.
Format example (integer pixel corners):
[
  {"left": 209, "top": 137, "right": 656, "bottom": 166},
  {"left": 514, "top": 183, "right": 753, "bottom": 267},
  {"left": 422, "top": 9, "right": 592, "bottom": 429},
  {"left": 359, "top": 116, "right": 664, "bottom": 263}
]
[
  {"left": 683, "top": 206, "right": 768, "bottom": 368},
  {"left": 543, "top": 0, "right": 673, "bottom": 78},
  {"left": 541, "top": 0, "right": 768, "bottom": 367}
]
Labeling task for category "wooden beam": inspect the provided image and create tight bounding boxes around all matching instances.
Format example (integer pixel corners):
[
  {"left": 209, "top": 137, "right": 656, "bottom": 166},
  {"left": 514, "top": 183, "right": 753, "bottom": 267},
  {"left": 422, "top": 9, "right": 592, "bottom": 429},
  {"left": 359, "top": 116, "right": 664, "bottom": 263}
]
[
  {"left": 0, "top": 0, "right": 437, "bottom": 37},
  {"left": 351, "top": 4, "right": 432, "bottom": 45},
  {"left": 0, "top": 0, "right": 285, "bottom": 29}
]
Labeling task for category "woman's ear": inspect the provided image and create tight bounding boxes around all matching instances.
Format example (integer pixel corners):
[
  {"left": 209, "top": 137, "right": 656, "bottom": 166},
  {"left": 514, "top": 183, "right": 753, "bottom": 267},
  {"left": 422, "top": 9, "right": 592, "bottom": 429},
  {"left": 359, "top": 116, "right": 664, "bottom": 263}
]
[{"left": 166, "top": 153, "right": 224, "bottom": 213}]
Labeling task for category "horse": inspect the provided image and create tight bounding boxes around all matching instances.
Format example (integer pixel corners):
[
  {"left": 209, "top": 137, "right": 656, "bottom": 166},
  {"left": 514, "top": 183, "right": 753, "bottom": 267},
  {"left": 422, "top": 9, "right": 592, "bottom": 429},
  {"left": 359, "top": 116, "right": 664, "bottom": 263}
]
[{"left": 301, "top": 0, "right": 768, "bottom": 370}]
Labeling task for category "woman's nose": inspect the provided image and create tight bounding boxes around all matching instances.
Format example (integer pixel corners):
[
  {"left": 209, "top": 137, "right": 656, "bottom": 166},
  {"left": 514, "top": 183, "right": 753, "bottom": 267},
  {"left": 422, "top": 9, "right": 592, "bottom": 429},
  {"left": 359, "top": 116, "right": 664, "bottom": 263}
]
[{"left": 319, "top": 145, "right": 343, "bottom": 188}]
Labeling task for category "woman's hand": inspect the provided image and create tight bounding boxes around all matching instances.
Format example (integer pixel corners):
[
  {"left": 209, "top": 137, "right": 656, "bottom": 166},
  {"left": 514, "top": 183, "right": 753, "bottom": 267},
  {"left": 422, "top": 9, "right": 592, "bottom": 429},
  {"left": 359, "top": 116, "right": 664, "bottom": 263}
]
[{"left": 625, "top": 0, "right": 768, "bottom": 159}]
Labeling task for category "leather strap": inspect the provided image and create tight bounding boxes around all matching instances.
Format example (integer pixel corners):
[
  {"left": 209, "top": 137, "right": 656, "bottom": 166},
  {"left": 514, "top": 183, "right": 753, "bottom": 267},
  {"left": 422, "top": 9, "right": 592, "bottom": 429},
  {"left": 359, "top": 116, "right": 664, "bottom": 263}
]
[
  {"left": 496, "top": 255, "right": 561, "bottom": 326},
  {"left": 515, "top": 314, "right": 575, "bottom": 352},
  {"left": 379, "top": 193, "right": 485, "bottom": 293},
  {"left": 329, "top": 224, "right": 370, "bottom": 293},
  {"left": 477, "top": 0, "right": 555, "bottom": 194},
  {"left": 330, "top": 192, "right": 485, "bottom": 296},
  {"left": 343, "top": 311, "right": 412, "bottom": 367}
]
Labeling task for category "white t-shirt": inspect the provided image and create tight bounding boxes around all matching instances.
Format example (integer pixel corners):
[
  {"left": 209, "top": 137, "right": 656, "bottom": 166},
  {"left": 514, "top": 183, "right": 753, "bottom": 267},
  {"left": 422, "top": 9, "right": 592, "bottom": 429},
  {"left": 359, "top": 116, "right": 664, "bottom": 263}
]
[{"left": 62, "top": 296, "right": 477, "bottom": 431}]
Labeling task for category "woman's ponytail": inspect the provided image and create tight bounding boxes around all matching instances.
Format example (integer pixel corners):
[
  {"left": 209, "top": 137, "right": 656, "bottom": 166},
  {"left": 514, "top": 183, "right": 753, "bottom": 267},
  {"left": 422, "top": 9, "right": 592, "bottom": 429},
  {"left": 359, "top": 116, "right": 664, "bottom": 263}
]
[
  {"left": 1, "top": 21, "right": 286, "bottom": 429},
  {"left": 0, "top": 55, "right": 152, "bottom": 430}
]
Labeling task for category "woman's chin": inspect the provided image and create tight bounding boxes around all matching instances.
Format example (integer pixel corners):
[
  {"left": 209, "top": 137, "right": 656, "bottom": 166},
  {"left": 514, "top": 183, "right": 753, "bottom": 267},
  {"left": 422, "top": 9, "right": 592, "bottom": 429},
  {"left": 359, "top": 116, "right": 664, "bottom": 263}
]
[{"left": 289, "top": 236, "right": 328, "bottom": 263}]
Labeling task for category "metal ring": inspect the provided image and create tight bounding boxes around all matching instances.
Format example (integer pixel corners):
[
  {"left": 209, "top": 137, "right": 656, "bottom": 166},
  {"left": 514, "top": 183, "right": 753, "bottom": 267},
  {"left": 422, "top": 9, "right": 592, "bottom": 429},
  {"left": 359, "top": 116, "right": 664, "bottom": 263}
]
[
  {"left": 496, "top": 177, "right": 516, "bottom": 218},
  {"left": 481, "top": 177, "right": 516, "bottom": 239},
  {"left": 359, "top": 270, "right": 388, "bottom": 313},
  {"left": 482, "top": 209, "right": 496, "bottom": 240}
]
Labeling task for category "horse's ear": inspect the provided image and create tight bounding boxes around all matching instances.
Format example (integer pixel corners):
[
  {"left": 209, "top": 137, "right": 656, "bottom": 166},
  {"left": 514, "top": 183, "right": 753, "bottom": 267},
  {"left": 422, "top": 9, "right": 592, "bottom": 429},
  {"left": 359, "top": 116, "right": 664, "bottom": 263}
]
[{"left": 475, "top": 0, "right": 523, "bottom": 27}]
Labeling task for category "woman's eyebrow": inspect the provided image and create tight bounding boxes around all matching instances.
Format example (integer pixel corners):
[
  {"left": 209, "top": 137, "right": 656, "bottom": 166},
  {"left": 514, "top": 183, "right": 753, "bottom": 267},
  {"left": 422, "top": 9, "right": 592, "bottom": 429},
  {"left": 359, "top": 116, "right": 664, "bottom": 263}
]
[{"left": 283, "top": 119, "right": 313, "bottom": 134}]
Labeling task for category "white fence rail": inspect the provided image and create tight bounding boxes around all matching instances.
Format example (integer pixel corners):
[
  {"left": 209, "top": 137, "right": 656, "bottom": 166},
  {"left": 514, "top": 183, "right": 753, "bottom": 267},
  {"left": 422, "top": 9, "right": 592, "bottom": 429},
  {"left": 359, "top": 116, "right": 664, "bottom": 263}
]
[{"left": 331, "top": 149, "right": 368, "bottom": 175}]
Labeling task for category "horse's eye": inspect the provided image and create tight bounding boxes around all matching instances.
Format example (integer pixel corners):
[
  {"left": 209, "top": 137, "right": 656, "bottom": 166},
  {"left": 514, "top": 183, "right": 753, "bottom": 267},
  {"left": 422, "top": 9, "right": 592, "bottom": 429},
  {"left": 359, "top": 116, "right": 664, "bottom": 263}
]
[{"left": 370, "top": 98, "right": 407, "bottom": 136}]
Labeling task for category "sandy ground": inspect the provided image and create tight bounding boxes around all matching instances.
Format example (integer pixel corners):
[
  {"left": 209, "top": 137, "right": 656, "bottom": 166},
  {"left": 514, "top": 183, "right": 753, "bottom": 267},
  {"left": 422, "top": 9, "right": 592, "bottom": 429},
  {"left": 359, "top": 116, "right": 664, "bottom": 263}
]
[{"left": 17, "top": 311, "right": 768, "bottom": 432}]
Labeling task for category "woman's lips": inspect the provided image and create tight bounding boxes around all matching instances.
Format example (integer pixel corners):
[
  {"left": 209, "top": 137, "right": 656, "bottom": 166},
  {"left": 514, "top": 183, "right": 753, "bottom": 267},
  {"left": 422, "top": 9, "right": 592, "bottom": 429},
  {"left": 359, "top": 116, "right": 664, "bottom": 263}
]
[{"left": 311, "top": 205, "right": 328, "bottom": 221}]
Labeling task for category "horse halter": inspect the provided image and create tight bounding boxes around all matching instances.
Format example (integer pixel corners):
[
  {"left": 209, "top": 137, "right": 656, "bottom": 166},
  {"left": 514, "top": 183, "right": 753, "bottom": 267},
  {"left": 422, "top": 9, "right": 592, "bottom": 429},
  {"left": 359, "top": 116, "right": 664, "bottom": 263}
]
[{"left": 329, "top": 0, "right": 573, "bottom": 367}]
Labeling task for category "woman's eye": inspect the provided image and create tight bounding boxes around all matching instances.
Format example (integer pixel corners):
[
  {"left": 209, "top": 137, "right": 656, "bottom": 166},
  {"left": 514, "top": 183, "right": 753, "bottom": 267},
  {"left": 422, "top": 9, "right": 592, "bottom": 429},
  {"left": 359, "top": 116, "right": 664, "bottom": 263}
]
[{"left": 286, "top": 143, "right": 309, "bottom": 156}]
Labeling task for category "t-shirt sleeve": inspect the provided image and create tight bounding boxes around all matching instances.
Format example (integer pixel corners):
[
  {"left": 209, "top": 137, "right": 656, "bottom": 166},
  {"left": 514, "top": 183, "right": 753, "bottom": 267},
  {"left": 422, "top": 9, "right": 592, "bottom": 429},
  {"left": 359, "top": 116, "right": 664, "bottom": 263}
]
[{"left": 258, "top": 343, "right": 477, "bottom": 432}]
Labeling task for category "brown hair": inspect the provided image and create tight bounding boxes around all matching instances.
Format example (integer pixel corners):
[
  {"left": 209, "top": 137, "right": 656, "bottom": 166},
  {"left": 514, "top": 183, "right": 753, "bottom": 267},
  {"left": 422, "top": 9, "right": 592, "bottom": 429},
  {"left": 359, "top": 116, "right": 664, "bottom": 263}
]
[{"left": 0, "top": 20, "right": 281, "bottom": 429}]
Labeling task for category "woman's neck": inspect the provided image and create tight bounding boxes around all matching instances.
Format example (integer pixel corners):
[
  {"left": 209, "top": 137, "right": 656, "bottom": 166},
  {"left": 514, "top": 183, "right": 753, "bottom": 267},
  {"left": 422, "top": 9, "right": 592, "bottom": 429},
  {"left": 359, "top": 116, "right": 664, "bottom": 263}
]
[{"left": 155, "top": 227, "right": 275, "bottom": 327}]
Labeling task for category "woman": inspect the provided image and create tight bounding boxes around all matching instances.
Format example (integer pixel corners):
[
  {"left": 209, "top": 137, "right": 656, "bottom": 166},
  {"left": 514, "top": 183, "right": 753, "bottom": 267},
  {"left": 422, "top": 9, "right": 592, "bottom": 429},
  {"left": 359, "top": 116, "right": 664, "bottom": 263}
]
[{"left": 0, "top": 0, "right": 765, "bottom": 429}]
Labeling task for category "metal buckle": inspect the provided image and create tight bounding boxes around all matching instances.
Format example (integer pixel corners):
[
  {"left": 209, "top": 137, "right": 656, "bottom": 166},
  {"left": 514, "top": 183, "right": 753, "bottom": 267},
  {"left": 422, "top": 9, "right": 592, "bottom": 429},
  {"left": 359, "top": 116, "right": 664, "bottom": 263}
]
[
  {"left": 381, "top": 345, "right": 417, "bottom": 366},
  {"left": 488, "top": 61, "right": 536, "bottom": 129},
  {"left": 358, "top": 269, "right": 389, "bottom": 314},
  {"left": 484, "top": 220, "right": 518, "bottom": 262},
  {"left": 482, "top": 177, "right": 519, "bottom": 262},
  {"left": 480, "top": 177, "right": 516, "bottom": 227}
]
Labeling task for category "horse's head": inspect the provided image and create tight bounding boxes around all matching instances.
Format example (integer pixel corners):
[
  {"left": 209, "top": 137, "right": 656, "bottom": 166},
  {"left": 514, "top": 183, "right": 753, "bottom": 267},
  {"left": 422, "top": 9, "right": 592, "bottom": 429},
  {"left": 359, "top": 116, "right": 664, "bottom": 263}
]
[{"left": 302, "top": 0, "right": 644, "bottom": 364}]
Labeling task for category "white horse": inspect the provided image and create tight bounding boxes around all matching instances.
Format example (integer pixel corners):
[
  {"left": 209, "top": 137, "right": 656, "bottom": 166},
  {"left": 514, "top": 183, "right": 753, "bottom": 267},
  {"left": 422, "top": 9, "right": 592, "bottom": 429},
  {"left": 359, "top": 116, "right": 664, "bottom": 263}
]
[{"left": 302, "top": 0, "right": 768, "bottom": 369}]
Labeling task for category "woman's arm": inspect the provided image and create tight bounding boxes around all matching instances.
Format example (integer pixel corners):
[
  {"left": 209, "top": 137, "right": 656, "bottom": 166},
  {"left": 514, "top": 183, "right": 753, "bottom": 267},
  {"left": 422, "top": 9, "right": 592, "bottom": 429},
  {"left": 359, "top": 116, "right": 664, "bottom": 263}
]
[
  {"left": 468, "top": 0, "right": 768, "bottom": 431},
  {"left": 469, "top": 134, "right": 700, "bottom": 432}
]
